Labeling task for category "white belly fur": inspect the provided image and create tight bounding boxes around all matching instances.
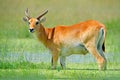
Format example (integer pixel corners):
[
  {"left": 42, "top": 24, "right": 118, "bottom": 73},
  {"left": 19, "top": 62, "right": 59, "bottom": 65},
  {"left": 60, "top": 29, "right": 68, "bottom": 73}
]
[{"left": 60, "top": 43, "right": 88, "bottom": 56}]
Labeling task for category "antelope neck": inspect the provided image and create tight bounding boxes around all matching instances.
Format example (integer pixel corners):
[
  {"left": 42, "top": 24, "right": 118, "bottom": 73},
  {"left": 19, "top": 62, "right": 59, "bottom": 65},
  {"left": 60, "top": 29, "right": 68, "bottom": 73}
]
[{"left": 35, "top": 24, "right": 48, "bottom": 45}]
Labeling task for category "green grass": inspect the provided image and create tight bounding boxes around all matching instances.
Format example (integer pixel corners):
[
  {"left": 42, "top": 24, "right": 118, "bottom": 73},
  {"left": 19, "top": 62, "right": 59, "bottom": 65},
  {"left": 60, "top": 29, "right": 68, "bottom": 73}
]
[
  {"left": 0, "top": 39, "right": 46, "bottom": 53},
  {"left": 0, "top": 63, "right": 120, "bottom": 80},
  {"left": 0, "top": 0, "right": 120, "bottom": 79}
]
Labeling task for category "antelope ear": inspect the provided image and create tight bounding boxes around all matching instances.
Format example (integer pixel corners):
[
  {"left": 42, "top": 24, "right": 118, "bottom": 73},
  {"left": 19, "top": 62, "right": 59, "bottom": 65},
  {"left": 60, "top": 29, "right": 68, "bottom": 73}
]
[
  {"left": 23, "top": 17, "right": 28, "bottom": 22},
  {"left": 39, "top": 17, "right": 46, "bottom": 23}
]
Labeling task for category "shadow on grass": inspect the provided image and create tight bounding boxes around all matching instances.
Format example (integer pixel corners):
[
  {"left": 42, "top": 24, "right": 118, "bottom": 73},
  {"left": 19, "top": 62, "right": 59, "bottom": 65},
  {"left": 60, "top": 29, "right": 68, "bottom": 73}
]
[{"left": 57, "top": 68, "right": 120, "bottom": 71}]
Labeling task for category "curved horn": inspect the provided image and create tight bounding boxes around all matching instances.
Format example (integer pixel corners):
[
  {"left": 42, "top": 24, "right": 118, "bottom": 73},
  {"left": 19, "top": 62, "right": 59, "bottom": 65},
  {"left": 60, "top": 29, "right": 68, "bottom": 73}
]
[
  {"left": 25, "top": 8, "right": 31, "bottom": 20},
  {"left": 37, "top": 10, "right": 48, "bottom": 20}
]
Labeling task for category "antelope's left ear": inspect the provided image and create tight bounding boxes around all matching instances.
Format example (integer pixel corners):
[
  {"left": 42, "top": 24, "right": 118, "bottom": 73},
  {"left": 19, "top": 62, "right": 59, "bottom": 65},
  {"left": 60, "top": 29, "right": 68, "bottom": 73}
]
[
  {"left": 23, "top": 17, "right": 28, "bottom": 22},
  {"left": 39, "top": 17, "right": 46, "bottom": 23}
]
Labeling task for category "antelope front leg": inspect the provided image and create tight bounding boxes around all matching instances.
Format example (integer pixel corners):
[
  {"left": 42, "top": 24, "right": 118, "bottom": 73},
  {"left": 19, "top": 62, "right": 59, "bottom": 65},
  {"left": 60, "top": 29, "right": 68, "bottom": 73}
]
[
  {"left": 60, "top": 56, "right": 66, "bottom": 69},
  {"left": 51, "top": 53, "right": 59, "bottom": 69}
]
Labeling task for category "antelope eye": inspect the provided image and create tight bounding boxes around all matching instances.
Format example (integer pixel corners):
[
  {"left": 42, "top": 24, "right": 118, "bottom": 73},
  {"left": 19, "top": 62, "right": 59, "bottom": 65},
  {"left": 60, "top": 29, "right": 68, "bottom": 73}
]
[{"left": 36, "top": 21, "right": 39, "bottom": 25}]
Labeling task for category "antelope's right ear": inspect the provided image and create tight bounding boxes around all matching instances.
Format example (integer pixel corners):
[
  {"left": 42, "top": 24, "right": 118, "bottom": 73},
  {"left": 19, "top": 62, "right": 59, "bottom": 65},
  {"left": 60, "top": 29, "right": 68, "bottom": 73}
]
[{"left": 23, "top": 17, "right": 28, "bottom": 22}]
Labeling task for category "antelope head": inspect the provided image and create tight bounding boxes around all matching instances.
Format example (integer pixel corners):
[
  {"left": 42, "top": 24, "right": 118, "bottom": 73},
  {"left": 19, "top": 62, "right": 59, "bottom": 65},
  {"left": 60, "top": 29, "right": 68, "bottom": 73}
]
[{"left": 23, "top": 8, "right": 48, "bottom": 33}]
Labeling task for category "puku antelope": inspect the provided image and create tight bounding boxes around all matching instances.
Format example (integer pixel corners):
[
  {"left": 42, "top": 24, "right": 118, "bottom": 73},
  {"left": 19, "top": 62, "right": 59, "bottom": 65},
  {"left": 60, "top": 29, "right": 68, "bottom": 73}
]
[{"left": 23, "top": 8, "right": 107, "bottom": 70}]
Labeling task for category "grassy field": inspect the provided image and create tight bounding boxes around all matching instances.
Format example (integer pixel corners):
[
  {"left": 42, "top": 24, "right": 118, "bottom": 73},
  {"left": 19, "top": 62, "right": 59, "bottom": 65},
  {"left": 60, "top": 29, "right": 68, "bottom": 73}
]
[
  {"left": 0, "top": 0, "right": 120, "bottom": 79},
  {"left": 0, "top": 63, "right": 120, "bottom": 80}
]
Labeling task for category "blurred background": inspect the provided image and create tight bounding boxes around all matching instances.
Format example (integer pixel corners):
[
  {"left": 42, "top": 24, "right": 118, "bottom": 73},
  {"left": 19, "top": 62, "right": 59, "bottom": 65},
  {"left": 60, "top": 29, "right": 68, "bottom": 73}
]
[
  {"left": 0, "top": 0, "right": 120, "bottom": 38},
  {"left": 0, "top": 0, "right": 120, "bottom": 69}
]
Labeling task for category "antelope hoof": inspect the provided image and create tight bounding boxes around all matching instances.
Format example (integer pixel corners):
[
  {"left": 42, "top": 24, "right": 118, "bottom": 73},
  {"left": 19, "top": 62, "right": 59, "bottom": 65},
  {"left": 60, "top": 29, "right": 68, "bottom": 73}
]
[
  {"left": 51, "top": 66, "right": 56, "bottom": 70},
  {"left": 61, "top": 65, "right": 66, "bottom": 69},
  {"left": 98, "top": 60, "right": 107, "bottom": 70}
]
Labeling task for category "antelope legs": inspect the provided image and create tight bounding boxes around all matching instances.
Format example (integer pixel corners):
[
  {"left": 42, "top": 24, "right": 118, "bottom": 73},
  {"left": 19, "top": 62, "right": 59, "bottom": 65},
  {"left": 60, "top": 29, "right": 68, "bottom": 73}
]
[
  {"left": 60, "top": 56, "right": 66, "bottom": 69},
  {"left": 86, "top": 44, "right": 107, "bottom": 70},
  {"left": 51, "top": 53, "right": 59, "bottom": 69}
]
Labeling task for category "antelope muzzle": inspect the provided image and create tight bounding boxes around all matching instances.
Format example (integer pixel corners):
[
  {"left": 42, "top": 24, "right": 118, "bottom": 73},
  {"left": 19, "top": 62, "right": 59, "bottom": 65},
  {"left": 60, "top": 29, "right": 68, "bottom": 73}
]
[{"left": 29, "top": 28, "right": 34, "bottom": 33}]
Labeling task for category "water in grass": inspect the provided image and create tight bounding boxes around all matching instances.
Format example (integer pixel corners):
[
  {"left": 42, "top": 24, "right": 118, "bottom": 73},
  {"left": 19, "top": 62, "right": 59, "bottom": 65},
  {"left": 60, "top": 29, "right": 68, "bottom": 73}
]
[{"left": 1, "top": 51, "right": 119, "bottom": 63}]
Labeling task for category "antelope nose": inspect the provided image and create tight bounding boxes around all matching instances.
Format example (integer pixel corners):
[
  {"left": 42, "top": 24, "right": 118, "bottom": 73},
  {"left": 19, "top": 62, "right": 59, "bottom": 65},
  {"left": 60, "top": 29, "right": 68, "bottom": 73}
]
[{"left": 29, "top": 29, "right": 34, "bottom": 33}]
